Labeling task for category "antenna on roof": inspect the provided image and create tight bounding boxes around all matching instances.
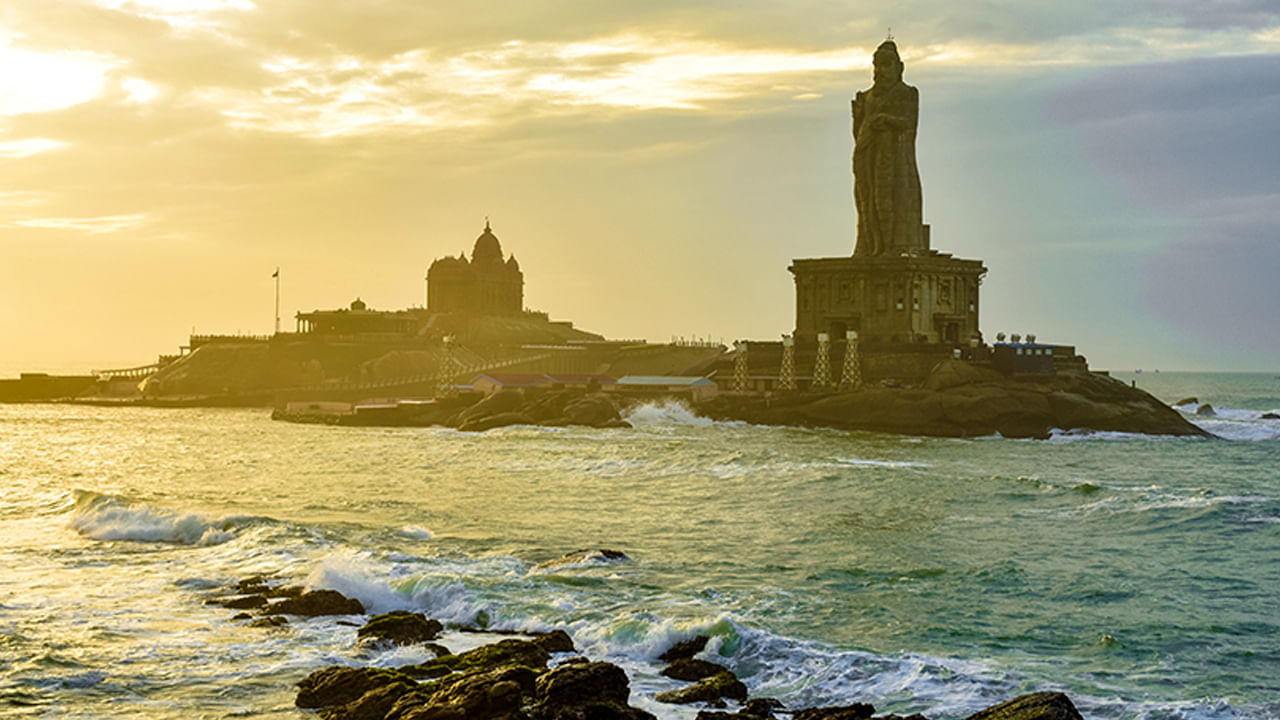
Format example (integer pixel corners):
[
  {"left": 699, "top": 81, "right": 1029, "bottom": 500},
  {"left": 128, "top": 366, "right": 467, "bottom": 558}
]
[
  {"left": 886, "top": 27, "right": 894, "bottom": 41},
  {"left": 484, "top": 216, "right": 491, "bottom": 232}
]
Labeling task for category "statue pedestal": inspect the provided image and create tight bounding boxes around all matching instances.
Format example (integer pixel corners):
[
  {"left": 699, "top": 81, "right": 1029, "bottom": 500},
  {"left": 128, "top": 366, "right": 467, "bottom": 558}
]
[{"left": 789, "top": 250, "right": 986, "bottom": 346}]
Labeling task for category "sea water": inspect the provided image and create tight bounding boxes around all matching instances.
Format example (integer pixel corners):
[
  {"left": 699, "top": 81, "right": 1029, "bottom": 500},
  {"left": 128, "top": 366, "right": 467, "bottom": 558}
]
[{"left": 1, "top": 372, "right": 1277, "bottom": 719}]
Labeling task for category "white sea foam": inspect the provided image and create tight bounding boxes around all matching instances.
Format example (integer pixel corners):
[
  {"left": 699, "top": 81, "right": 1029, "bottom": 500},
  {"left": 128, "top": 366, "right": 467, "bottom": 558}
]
[
  {"left": 1191, "top": 418, "right": 1280, "bottom": 442},
  {"left": 305, "top": 552, "right": 415, "bottom": 615},
  {"left": 1177, "top": 403, "right": 1280, "bottom": 441},
  {"left": 1045, "top": 428, "right": 1181, "bottom": 442},
  {"left": 296, "top": 551, "right": 1270, "bottom": 720},
  {"left": 67, "top": 492, "right": 234, "bottom": 545},
  {"left": 305, "top": 551, "right": 496, "bottom": 626},
  {"left": 623, "top": 400, "right": 716, "bottom": 427},
  {"left": 834, "top": 456, "right": 933, "bottom": 468}
]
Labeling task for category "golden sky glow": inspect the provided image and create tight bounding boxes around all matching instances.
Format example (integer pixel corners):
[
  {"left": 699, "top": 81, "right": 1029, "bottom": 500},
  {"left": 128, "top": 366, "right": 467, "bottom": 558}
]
[{"left": 2, "top": 1, "right": 1279, "bottom": 372}]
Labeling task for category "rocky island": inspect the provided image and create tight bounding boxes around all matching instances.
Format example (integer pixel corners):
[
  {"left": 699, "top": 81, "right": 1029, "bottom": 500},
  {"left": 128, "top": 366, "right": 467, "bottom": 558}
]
[{"left": 273, "top": 358, "right": 1206, "bottom": 439}]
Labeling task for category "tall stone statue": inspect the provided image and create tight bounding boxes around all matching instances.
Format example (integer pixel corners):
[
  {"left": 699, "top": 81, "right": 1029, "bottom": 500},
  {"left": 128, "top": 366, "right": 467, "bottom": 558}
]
[{"left": 852, "top": 40, "right": 924, "bottom": 256}]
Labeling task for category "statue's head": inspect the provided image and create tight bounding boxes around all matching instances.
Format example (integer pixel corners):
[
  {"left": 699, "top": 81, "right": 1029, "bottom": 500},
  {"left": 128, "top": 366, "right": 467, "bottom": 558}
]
[{"left": 872, "top": 40, "right": 903, "bottom": 85}]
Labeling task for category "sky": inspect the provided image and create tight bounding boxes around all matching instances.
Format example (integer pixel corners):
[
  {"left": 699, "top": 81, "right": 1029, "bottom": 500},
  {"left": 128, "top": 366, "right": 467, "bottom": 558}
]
[{"left": 2, "top": 1, "right": 1278, "bottom": 374}]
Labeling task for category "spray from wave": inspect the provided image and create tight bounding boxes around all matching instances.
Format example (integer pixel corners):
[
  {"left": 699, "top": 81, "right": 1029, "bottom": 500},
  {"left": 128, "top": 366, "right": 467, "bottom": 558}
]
[
  {"left": 67, "top": 490, "right": 235, "bottom": 545},
  {"left": 623, "top": 400, "right": 716, "bottom": 427}
]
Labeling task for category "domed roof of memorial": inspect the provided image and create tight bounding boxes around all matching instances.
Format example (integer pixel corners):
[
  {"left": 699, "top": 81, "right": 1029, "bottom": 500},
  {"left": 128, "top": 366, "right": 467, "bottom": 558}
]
[{"left": 471, "top": 219, "right": 504, "bottom": 265}]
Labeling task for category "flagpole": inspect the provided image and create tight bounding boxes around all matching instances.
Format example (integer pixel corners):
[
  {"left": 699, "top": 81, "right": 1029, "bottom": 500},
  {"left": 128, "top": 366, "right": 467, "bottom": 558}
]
[{"left": 273, "top": 267, "right": 280, "bottom": 335}]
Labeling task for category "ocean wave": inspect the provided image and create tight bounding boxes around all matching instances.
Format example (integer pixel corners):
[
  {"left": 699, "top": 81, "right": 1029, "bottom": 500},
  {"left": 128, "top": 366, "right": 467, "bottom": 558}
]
[
  {"left": 399, "top": 525, "right": 434, "bottom": 540},
  {"left": 1189, "top": 419, "right": 1280, "bottom": 442},
  {"left": 291, "top": 551, "right": 1272, "bottom": 720},
  {"left": 623, "top": 400, "right": 718, "bottom": 428},
  {"left": 305, "top": 551, "right": 496, "bottom": 626},
  {"left": 1045, "top": 428, "right": 1200, "bottom": 443},
  {"left": 833, "top": 456, "right": 933, "bottom": 469},
  {"left": 564, "top": 611, "right": 1270, "bottom": 720},
  {"left": 1176, "top": 403, "right": 1280, "bottom": 441},
  {"left": 67, "top": 490, "right": 236, "bottom": 546}
]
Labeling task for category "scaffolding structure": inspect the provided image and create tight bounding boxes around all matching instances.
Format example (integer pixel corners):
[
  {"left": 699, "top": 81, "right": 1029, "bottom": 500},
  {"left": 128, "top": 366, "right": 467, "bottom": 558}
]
[
  {"left": 812, "top": 332, "right": 833, "bottom": 390},
  {"left": 732, "top": 341, "right": 750, "bottom": 392},
  {"left": 779, "top": 334, "right": 797, "bottom": 391},
  {"left": 838, "top": 330, "right": 862, "bottom": 391}
]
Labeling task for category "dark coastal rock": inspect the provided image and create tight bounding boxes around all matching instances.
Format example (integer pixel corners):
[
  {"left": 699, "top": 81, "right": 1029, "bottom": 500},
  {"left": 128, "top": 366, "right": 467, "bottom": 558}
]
[
  {"left": 534, "top": 549, "right": 629, "bottom": 571},
  {"left": 458, "top": 411, "right": 536, "bottom": 432},
  {"left": 533, "top": 629, "right": 576, "bottom": 654},
  {"left": 534, "top": 660, "right": 629, "bottom": 708},
  {"left": 659, "top": 635, "right": 710, "bottom": 662},
  {"left": 661, "top": 657, "right": 729, "bottom": 682},
  {"left": 561, "top": 394, "right": 623, "bottom": 427},
  {"left": 296, "top": 666, "right": 414, "bottom": 708},
  {"left": 521, "top": 389, "right": 579, "bottom": 423},
  {"left": 962, "top": 691, "right": 1083, "bottom": 720},
  {"left": 357, "top": 611, "right": 444, "bottom": 646},
  {"left": 1195, "top": 403, "right": 1216, "bottom": 417},
  {"left": 793, "top": 703, "right": 875, "bottom": 720},
  {"left": 654, "top": 670, "right": 747, "bottom": 705},
  {"left": 697, "top": 697, "right": 786, "bottom": 719},
  {"left": 1262, "top": 412, "right": 1280, "bottom": 419},
  {"left": 697, "top": 363, "right": 1211, "bottom": 439},
  {"left": 1172, "top": 396, "right": 1198, "bottom": 407},
  {"left": 532, "top": 661, "right": 656, "bottom": 720},
  {"left": 379, "top": 658, "right": 654, "bottom": 720},
  {"left": 249, "top": 615, "right": 288, "bottom": 628},
  {"left": 456, "top": 390, "right": 526, "bottom": 425},
  {"left": 323, "top": 679, "right": 417, "bottom": 720},
  {"left": 401, "top": 638, "right": 551, "bottom": 679},
  {"left": 399, "top": 665, "right": 538, "bottom": 720},
  {"left": 266, "top": 589, "right": 365, "bottom": 617}
]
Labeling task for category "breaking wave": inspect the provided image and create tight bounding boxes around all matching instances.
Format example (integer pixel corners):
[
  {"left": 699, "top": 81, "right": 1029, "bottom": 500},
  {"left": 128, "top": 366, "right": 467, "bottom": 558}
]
[
  {"left": 623, "top": 400, "right": 717, "bottom": 427},
  {"left": 67, "top": 490, "right": 237, "bottom": 545}
]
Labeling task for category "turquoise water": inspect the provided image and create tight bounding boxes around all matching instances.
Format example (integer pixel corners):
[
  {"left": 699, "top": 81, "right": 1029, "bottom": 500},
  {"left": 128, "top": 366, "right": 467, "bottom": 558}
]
[{"left": 1, "top": 372, "right": 1277, "bottom": 719}]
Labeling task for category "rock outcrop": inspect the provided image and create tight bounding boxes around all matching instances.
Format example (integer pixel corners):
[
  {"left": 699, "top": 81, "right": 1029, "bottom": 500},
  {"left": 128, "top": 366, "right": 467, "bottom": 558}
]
[
  {"left": 961, "top": 691, "right": 1083, "bottom": 720},
  {"left": 697, "top": 362, "right": 1210, "bottom": 439},
  {"left": 265, "top": 589, "right": 365, "bottom": 617},
  {"left": 357, "top": 611, "right": 444, "bottom": 646}
]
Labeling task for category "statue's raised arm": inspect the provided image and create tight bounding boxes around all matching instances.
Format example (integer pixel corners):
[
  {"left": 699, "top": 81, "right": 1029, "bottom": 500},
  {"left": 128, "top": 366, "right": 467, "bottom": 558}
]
[{"left": 852, "top": 40, "right": 924, "bottom": 257}]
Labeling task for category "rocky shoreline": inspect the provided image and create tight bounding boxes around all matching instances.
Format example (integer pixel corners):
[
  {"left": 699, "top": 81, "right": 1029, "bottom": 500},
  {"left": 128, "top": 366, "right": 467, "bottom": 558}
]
[
  {"left": 273, "top": 361, "right": 1208, "bottom": 440},
  {"left": 205, "top": 567, "right": 1087, "bottom": 720}
]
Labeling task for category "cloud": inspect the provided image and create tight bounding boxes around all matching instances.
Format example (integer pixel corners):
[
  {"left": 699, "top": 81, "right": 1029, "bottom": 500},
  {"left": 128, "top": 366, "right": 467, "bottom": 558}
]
[
  {"left": 0, "top": 139, "right": 67, "bottom": 158},
  {"left": 14, "top": 213, "right": 148, "bottom": 234}
]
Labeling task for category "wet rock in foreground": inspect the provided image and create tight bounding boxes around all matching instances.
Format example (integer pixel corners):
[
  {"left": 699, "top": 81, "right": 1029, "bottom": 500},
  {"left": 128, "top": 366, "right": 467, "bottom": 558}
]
[
  {"left": 357, "top": 611, "right": 444, "bottom": 646},
  {"left": 962, "top": 691, "right": 1083, "bottom": 720},
  {"left": 399, "top": 638, "right": 552, "bottom": 680},
  {"left": 299, "top": 646, "right": 655, "bottom": 720},
  {"left": 661, "top": 657, "right": 729, "bottom": 682},
  {"left": 696, "top": 697, "right": 787, "bottom": 718},
  {"left": 792, "top": 703, "right": 875, "bottom": 719},
  {"left": 296, "top": 666, "right": 414, "bottom": 709},
  {"left": 654, "top": 670, "right": 748, "bottom": 705},
  {"left": 658, "top": 635, "right": 710, "bottom": 662},
  {"left": 266, "top": 589, "right": 365, "bottom": 617}
]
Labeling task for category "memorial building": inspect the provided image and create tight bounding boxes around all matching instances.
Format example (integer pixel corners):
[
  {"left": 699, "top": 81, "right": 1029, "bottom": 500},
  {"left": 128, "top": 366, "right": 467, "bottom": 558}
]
[
  {"left": 790, "top": 40, "right": 986, "bottom": 346},
  {"left": 427, "top": 220, "right": 524, "bottom": 316}
]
